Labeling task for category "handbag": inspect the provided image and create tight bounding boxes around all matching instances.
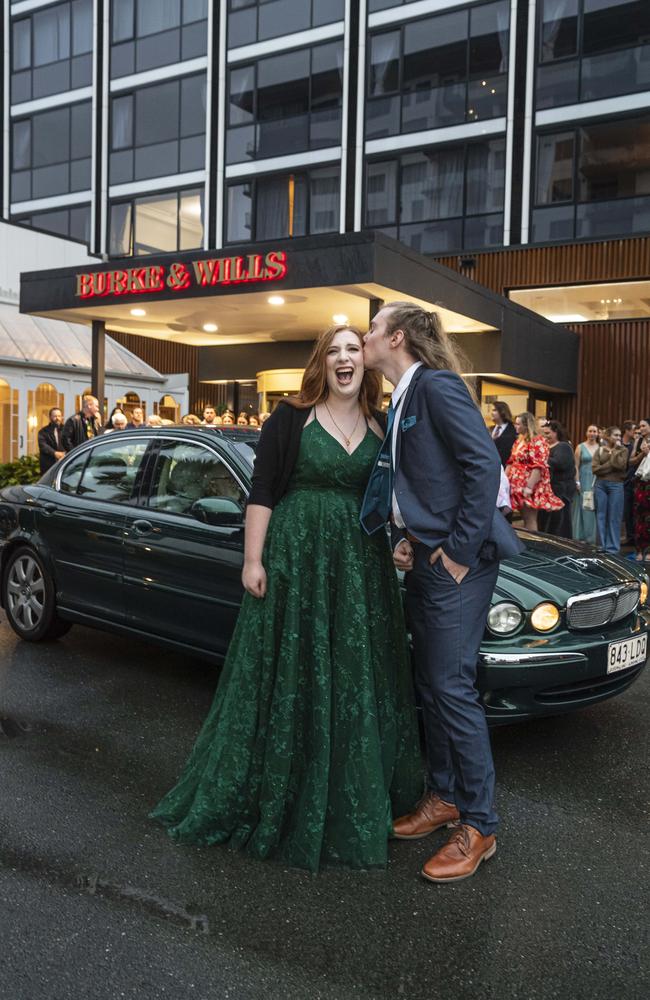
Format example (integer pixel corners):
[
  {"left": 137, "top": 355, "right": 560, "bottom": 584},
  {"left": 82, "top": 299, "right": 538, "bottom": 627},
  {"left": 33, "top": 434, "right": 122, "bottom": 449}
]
[{"left": 582, "top": 490, "right": 594, "bottom": 511}]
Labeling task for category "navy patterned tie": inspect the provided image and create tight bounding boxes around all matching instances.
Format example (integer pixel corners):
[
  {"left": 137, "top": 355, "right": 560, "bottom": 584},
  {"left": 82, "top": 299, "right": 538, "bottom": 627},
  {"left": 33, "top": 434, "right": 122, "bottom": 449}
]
[{"left": 360, "top": 401, "right": 395, "bottom": 535}]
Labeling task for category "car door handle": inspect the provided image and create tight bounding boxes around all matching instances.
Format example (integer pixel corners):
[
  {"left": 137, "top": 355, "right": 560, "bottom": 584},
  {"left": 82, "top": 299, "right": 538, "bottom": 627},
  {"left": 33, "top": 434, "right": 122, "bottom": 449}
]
[
  {"left": 42, "top": 502, "right": 57, "bottom": 516},
  {"left": 132, "top": 519, "right": 157, "bottom": 535}
]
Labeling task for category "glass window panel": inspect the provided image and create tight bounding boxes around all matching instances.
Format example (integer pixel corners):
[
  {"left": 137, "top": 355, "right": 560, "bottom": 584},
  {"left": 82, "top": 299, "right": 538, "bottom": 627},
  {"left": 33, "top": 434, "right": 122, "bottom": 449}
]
[
  {"left": 179, "top": 188, "right": 204, "bottom": 249},
  {"left": 313, "top": 0, "right": 344, "bottom": 26},
  {"left": 33, "top": 108, "right": 70, "bottom": 167},
  {"left": 535, "top": 132, "right": 574, "bottom": 204},
  {"left": 229, "top": 66, "right": 255, "bottom": 126},
  {"left": 539, "top": 0, "right": 578, "bottom": 62},
  {"left": 134, "top": 140, "right": 179, "bottom": 180},
  {"left": 148, "top": 442, "right": 246, "bottom": 519},
  {"left": 71, "top": 52, "right": 93, "bottom": 88},
  {"left": 369, "top": 32, "right": 399, "bottom": 97},
  {"left": 583, "top": 0, "right": 650, "bottom": 57},
  {"left": 134, "top": 192, "right": 179, "bottom": 254},
  {"left": 366, "top": 161, "right": 397, "bottom": 226},
  {"left": 60, "top": 450, "right": 89, "bottom": 494},
  {"left": 112, "top": 95, "right": 134, "bottom": 149},
  {"left": 463, "top": 212, "right": 504, "bottom": 249},
  {"left": 181, "top": 21, "right": 208, "bottom": 60},
  {"left": 581, "top": 47, "right": 650, "bottom": 103},
  {"left": 531, "top": 202, "right": 577, "bottom": 243},
  {"left": 12, "top": 20, "right": 31, "bottom": 71},
  {"left": 399, "top": 219, "right": 464, "bottom": 254},
  {"left": 227, "top": 183, "right": 252, "bottom": 242},
  {"left": 309, "top": 107, "right": 342, "bottom": 148},
  {"left": 12, "top": 121, "right": 31, "bottom": 171},
  {"left": 578, "top": 119, "right": 650, "bottom": 203},
  {"left": 112, "top": 0, "right": 134, "bottom": 42},
  {"left": 257, "top": 49, "right": 309, "bottom": 120},
  {"left": 180, "top": 75, "right": 207, "bottom": 137},
  {"left": 258, "top": 0, "right": 310, "bottom": 41},
  {"left": 71, "top": 102, "right": 92, "bottom": 159},
  {"left": 469, "top": 1, "right": 509, "bottom": 78},
  {"left": 179, "top": 134, "right": 205, "bottom": 172},
  {"left": 31, "top": 209, "right": 69, "bottom": 237},
  {"left": 228, "top": 8, "right": 256, "bottom": 48},
  {"left": 110, "top": 150, "right": 134, "bottom": 184},
  {"left": 33, "top": 62, "right": 71, "bottom": 99},
  {"left": 78, "top": 440, "right": 146, "bottom": 504},
  {"left": 365, "top": 96, "right": 400, "bottom": 139},
  {"left": 33, "top": 5, "right": 71, "bottom": 65},
  {"left": 256, "top": 174, "right": 292, "bottom": 239},
  {"left": 32, "top": 163, "right": 70, "bottom": 199},
  {"left": 136, "top": 81, "right": 179, "bottom": 145},
  {"left": 111, "top": 41, "right": 135, "bottom": 77},
  {"left": 69, "top": 205, "right": 91, "bottom": 243},
  {"left": 576, "top": 195, "right": 650, "bottom": 239},
  {"left": 226, "top": 125, "right": 256, "bottom": 164},
  {"left": 11, "top": 72, "right": 32, "bottom": 105},
  {"left": 183, "top": 0, "right": 208, "bottom": 24},
  {"left": 466, "top": 139, "right": 505, "bottom": 214},
  {"left": 72, "top": 0, "right": 93, "bottom": 55},
  {"left": 136, "top": 29, "right": 181, "bottom": 72},
  {"left": 257, "top": 114, "right": 309, "bottom": 158},
  {"left": 401, "top": 149, "right": 464, "bottom": 223},
  {"left": 11, "top": 172, "right": 32, "bottom": 202},
  {"left": 403, "top": 13, "right": 467, "bottom": 93},
  {"left": 137, "top": 0, "right": 181, "bottom": 37},
  {"left": 309, "top": 166, "right": 339, "bottom": 234},
  {"left": 535, "top": 59, "right": 579, "bottom": 110},
  {"left": 311, "top": 42, "right": 343, "bottom": 111},
  {"left": 70, "top": 157, "right": 91, "bottom": 191},
  {"left": 109, "top": 201, "right": 133, "bottom": 255}
]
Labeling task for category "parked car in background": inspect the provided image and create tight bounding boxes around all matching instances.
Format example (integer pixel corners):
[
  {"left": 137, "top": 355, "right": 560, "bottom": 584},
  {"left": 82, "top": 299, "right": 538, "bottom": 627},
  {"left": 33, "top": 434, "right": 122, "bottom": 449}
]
[{"left": 0, "top": 427, "right": 647, "bottom": 725}]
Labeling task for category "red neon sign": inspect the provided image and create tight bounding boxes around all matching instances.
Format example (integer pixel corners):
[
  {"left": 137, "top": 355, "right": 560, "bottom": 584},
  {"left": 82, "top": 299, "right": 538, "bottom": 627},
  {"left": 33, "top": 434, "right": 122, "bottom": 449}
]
[{"left": 75, "top": 250, "right": 287, "bottom": 300}]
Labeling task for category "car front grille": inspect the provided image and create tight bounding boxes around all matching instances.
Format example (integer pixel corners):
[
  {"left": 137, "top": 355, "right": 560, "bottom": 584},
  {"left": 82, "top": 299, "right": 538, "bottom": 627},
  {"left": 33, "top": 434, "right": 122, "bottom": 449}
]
[{"left": 566, "top": 583, "right": 640, "bottom": 630}]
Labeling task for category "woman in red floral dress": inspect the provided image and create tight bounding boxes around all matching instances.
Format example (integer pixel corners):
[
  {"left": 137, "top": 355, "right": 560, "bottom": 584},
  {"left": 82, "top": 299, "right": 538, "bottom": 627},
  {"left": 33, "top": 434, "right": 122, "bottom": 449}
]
[{"left": 506, "top": 412, "right": 563, "bottom": 531}]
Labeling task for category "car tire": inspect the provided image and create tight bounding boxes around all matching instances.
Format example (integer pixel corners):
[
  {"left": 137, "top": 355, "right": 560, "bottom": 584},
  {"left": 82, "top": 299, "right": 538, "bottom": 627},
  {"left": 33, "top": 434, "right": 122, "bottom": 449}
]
[{"left": 2, "top": 546, "right": 72, "bottom": 642}]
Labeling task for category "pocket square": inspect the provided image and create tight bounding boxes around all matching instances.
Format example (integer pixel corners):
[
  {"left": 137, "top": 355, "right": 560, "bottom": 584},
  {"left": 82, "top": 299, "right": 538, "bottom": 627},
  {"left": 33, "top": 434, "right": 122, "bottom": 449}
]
[{"left": 401, "top": 415, "right": 417, "bottom": 431}]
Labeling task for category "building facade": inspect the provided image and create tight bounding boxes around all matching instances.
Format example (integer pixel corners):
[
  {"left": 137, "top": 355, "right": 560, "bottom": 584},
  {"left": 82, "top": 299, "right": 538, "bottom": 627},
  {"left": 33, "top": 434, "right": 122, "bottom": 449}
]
[{"left": 2, "top": 0, "right": 649, "bottom": 435}]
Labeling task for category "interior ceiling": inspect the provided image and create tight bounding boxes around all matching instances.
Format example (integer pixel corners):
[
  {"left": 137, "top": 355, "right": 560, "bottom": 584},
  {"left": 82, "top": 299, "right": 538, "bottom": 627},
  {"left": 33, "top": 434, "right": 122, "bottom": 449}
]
[
  {"left": 35, "top": 283, "right": 497, "bottom": 347},
  {"left": 510, "top": 280, "right": 650, "bottom": 323}
]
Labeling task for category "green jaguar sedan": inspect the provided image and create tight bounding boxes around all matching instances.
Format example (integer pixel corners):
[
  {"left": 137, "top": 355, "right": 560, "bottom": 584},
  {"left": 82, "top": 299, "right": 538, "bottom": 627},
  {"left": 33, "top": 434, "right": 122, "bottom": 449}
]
[{"left": 0, "top": 426, "right": 647, "bottom": 725}]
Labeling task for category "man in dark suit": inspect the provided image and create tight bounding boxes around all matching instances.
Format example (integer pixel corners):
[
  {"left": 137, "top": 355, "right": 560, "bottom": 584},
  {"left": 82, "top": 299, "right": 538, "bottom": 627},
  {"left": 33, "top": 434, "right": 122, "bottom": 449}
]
[
  {"left": 62, "top": 395, "right": 102, "bottom": 452},
  {"left": 37, "top": 407, "right": 65, "bottom": 473},
  {"left": 361, "top": 301, "right": 522, "bottom": 884},
  {"left": 491, "top": 401, "right": 516, "bottom": 466}
]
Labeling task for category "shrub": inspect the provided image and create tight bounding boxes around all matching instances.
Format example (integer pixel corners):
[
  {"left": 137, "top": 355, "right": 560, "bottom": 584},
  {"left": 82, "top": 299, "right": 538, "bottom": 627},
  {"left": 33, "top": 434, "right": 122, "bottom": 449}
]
[{"left": 0, "top": 455, "right": 41, "bottom": 489}]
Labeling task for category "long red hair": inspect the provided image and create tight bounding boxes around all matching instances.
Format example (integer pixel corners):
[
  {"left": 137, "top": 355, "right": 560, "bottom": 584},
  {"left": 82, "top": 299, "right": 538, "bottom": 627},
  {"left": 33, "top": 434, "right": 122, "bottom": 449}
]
[{"left": 284, "top": 325, "right": 383, "bottom": 418}]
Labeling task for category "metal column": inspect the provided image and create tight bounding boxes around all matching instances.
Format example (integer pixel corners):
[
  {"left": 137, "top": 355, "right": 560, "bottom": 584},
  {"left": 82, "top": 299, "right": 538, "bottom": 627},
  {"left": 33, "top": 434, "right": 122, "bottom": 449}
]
[{"left": 91, "top": 320, "right": 106, "bottom": 419}]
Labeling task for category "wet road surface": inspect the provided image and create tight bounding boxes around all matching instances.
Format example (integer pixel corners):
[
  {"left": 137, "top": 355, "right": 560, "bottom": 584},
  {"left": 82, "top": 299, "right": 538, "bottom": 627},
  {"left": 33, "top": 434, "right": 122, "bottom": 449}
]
[{"left": 0, "top": 617, "right": 648, "bottom": 1000}]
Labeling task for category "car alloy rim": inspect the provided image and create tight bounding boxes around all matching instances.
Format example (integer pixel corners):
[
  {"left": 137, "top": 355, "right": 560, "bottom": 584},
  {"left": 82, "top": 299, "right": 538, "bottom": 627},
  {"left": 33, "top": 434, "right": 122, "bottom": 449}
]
[{"left": 6, "top": 555, "right": 45, "bottom": 630}]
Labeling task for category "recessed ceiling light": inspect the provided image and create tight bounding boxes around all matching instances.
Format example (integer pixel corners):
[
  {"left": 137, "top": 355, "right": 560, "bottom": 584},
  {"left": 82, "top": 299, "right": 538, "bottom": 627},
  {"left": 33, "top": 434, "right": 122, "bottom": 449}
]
[
  {"left": 332, "top": 314, "right": 349, "bottom": 325},
  {"left": 130, "top": 307, "right": 146, "bottom": 317},
  {"left": 202, "top": 323, "right": 218, "bottom": 333},
  {"left": 267, "top": 295, "right": 285, "bottom": 306}
]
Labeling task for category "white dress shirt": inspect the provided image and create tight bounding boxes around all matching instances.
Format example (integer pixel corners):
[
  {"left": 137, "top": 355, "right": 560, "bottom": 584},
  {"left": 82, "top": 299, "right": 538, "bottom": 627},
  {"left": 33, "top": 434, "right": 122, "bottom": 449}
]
[{"left": 390, "top": 361, "right": 422, "bottom": 528}]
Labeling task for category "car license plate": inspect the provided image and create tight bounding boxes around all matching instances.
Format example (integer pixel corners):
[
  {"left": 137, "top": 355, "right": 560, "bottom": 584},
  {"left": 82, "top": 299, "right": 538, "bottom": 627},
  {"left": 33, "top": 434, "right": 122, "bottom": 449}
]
[{"left": 607, "top": 634, "right": 648, "bottom": 674}]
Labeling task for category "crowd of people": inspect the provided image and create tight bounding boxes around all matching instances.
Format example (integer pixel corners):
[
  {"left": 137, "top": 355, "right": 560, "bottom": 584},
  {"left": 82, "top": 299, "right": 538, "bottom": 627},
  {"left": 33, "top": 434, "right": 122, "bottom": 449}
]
[
  {"left": 37, "top": 398, "right": 267, "bottom": 474},
  {"left": 490, "top": 403, "right": 650, "bottom": 560}
]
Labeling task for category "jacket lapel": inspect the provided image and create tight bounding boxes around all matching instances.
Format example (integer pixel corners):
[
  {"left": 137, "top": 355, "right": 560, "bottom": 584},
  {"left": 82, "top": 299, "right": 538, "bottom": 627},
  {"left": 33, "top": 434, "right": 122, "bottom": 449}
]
[{"left": 395, "top": 364, "right": 426, "bottom": 471}]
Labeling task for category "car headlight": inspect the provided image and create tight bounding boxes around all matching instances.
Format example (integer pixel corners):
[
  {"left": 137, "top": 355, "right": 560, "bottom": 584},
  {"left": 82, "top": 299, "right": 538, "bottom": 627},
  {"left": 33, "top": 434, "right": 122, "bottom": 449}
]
[
  {"left": 531, "top": 602, "right": 560, "bottom": 632},
  {"left": 487, "top": 602, "right": 523, "bottom": 635},
  {"left": 640, "top": 577, "right": 648, "bottom": 607}
]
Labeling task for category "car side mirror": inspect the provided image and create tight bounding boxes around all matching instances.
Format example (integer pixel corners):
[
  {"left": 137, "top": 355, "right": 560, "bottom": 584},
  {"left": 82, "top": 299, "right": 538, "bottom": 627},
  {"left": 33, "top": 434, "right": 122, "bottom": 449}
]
[{"left": 190, "top": 497, "right": 244, "bottom": 526}]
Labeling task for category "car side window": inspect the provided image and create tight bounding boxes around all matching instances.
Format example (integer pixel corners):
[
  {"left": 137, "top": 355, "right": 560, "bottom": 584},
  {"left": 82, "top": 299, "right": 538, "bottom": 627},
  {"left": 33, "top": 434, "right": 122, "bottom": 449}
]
[
  {"left": 59, "top": 451, "right": 89, "bottom": 494},
  {"left": 76, "top": 440, "right": 148, "bottom": 503},
  {"left": 148, "top": 441, "right": 246, "bottom": 524}
]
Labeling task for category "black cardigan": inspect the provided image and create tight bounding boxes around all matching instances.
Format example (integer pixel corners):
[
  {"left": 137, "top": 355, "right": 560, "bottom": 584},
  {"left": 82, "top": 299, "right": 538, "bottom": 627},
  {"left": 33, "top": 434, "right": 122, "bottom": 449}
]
[{"left": 248, "top": 401, "right": 386, "bottom": 509}]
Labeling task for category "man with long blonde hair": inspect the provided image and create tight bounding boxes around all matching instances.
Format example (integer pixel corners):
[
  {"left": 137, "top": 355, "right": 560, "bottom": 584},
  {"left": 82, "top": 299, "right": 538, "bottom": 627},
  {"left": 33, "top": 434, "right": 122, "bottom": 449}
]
[{"left": 361, "top": 301, "right": 522, "bottom": 883}]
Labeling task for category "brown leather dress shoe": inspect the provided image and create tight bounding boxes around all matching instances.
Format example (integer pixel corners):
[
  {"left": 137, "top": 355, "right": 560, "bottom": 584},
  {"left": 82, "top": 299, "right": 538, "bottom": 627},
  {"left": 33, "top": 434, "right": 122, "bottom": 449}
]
[
  {"left": 421, "top": 824, "right": 496, "bottom": 883},
  {"left": 392, "top": 792, "right": 460, "bottom": 840}
]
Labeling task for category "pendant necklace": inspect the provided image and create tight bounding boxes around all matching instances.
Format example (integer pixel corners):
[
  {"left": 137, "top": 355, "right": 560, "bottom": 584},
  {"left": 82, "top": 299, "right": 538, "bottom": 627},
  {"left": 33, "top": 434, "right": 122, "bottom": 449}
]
[{"left": 324, "top": 401, "right": 362, "bottom": 450}]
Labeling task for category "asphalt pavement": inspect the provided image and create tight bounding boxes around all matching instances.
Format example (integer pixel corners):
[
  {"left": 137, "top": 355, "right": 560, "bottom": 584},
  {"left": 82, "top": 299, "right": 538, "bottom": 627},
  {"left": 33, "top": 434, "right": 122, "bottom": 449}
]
[{"left": 0, "top": 616, "right": 648, "bottom": 1000}]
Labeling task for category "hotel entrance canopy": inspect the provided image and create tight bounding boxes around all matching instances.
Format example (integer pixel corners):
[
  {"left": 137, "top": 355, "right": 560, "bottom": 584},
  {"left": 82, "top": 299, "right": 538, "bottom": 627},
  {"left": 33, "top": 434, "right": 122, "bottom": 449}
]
[{"left": 19, "top": 231, "right": 578, "bottom": 400}]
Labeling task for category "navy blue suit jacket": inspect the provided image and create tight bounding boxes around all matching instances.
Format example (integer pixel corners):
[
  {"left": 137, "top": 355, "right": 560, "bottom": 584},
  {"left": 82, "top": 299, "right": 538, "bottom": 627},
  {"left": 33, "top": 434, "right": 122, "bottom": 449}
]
[{"left": 392, "top": 366, "right": 523, "bottom": 566}]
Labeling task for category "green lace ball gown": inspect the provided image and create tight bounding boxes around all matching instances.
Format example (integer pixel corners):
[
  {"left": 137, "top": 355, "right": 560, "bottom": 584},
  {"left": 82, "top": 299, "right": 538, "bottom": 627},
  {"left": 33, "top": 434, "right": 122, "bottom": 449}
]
[{"left": 151, "top": 418, "right": 423, "bottom": 872}]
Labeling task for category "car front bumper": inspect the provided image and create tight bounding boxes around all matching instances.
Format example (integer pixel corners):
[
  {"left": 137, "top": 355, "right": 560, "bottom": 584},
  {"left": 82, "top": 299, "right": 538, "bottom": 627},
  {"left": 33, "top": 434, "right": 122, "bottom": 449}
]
[{"left": 478, "top": 612, "right": 650, "bottom": 724}]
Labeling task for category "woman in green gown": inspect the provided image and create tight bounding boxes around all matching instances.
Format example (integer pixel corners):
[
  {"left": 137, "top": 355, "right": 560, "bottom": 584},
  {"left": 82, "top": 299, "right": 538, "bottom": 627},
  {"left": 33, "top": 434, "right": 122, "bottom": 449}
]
[{"left": 151, "top": 325, "right": 423, "bottom": 872}]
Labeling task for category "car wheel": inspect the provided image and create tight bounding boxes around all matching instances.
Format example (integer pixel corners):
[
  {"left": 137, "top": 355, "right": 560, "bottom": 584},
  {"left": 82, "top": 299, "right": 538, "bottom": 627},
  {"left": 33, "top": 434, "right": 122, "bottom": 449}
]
[{"left": 2, "top": 546, "right": 72, "bottom": 642}]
